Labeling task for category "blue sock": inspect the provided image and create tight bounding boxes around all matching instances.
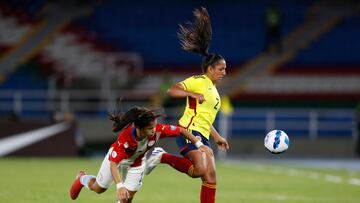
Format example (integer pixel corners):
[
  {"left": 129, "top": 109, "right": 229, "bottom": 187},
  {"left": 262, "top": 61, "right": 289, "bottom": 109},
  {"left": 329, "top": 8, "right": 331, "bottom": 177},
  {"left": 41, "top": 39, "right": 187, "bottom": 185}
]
[{"left": 80, "top": 175, "right": 96, "bottom": 189}]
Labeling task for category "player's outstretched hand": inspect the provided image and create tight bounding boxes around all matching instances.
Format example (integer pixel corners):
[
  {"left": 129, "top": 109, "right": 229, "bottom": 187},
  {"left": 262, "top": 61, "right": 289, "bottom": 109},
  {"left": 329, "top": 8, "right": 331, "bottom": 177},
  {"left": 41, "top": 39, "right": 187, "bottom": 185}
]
[
  {"left": 117, "top": 187, "right": 130, "bottom": 203},
  {"left": 199, "top": 145, "right": 214, "bottom": 157},
  {"left": 216, "top": 136, "right": 230, "bottom": 151}
]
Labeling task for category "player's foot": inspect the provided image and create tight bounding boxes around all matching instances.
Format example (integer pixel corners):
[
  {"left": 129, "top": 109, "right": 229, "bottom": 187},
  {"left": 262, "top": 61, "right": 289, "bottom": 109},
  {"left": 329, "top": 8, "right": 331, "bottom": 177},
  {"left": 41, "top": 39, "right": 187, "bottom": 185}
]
[
  {"left": 70, "top": 171, "right": 86, "bottom": 200},
  {"left": 145, "top": 147, "right": 166, "bottom": 175}
]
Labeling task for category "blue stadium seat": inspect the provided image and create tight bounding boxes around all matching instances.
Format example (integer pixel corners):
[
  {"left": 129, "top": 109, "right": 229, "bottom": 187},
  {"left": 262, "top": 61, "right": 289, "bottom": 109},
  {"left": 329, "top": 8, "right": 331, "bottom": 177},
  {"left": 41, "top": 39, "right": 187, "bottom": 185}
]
[{"left": 72, "top": 0, "right": 311, "bottom": 68}]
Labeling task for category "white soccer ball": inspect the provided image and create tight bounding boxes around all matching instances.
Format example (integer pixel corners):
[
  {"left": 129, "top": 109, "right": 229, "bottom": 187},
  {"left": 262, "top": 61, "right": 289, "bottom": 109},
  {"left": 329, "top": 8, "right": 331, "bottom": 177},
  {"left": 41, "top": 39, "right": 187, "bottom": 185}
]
[{"left": 264, "top": 130, "right": 290, "bottom": 154}]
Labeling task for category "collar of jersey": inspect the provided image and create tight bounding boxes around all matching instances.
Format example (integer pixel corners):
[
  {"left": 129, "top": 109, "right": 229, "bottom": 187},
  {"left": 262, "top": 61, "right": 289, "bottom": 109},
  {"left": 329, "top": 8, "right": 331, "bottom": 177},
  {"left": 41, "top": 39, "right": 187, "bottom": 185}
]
[
  {"left": 203, "top": 74, "right": 214, "bottom": 86},
  {"left": 132, "top": 127, "right": 137, "bottom": 139},
  {"left": 132, "top": 127, "right": 147, "bottom": 142}
]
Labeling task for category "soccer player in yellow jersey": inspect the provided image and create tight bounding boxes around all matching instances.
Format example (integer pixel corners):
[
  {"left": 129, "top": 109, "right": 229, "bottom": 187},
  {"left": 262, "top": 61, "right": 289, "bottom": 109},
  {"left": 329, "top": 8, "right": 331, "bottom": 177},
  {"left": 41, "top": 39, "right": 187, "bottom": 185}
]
[{"left": 145, "top": 7, "right": 229, "bottom": 203}]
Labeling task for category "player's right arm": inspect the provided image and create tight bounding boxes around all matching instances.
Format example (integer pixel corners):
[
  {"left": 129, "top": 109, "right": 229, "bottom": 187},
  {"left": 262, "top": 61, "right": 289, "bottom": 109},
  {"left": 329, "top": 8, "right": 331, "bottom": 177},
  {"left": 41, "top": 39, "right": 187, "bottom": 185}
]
[
  {"left": 110, "top": 161, "right": 129, "bottom": 202},
  {"left": 167, "top": 81, "right": 205, "bottom": 103},
  {"left": 179, "top": 127, "right": 213, "bottom": 157},
  {"left": 109, "top": 138, "right": 131, "bottom": 202}
]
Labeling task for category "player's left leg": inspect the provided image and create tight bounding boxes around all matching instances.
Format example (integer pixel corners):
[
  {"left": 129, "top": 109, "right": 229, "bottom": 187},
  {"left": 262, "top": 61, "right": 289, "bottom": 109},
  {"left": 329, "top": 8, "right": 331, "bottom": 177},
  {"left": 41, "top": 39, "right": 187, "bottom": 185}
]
[
  {"left": 200, "top": 154, "right": 216, "bottom": 203},
  {"left": 144, "top": 147, "right": 166, "bottom": 174}
]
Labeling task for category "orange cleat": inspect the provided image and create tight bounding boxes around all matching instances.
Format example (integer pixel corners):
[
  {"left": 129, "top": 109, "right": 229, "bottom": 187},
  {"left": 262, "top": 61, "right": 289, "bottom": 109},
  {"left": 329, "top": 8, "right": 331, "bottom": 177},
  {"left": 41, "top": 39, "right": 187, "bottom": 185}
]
[{"left": 70, "top": 171, "right": 86, "bottom": 200}]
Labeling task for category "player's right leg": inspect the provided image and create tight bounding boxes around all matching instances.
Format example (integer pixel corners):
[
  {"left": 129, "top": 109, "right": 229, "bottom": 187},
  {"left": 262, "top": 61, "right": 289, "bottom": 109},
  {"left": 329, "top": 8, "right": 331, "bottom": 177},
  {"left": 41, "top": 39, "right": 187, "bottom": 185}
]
[
  {"left": 70, "top": 170, "right": 88, "bottom": 200},
  {"left": 175, "top": 134, "right": 208, "bottom": 177},
  {"left": 199, "top": 152, "right": 216, "bottom": 203},
  {"left": 184, "top": 149, "right": 207, "bottom": 177},
  {"left": 90, "top": 148, "right": 115, "bottom": 192},
  {"left": 70, "top": 148, "right": 113, "bottom": 200},
  {"left": 177, "top": 130, "right": 217, "bottom": 203}
]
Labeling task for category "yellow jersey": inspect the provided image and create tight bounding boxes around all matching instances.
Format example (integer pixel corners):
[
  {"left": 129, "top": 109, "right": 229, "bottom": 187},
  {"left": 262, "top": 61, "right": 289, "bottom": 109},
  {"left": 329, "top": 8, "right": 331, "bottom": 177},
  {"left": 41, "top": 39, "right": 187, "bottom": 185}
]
[{"left": 178, "top": 74, "right": 221, "bottom": 139}]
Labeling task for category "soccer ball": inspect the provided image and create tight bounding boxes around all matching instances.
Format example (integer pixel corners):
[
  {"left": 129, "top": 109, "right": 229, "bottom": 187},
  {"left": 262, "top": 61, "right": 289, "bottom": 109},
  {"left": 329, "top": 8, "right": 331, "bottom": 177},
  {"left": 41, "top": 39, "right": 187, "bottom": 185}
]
[{"left": 264, "top": 130, "right": 289, "bottom": 154}]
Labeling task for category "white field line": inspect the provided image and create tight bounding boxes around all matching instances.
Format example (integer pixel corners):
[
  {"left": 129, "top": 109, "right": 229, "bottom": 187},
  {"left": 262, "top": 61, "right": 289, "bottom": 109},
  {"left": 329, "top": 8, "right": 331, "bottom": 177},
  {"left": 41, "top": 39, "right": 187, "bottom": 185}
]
[
  {"left": 324, "top": 174, "right": 343, "bottom": 183},
  {"left": 235, "top": 192, "right": 332, "bottom": 202},
  {"left": 349, "top": 178, "right": 360, "bottom": 186},
  {"left": 224, "top": 161, "right": 360, "bottom": 187}
]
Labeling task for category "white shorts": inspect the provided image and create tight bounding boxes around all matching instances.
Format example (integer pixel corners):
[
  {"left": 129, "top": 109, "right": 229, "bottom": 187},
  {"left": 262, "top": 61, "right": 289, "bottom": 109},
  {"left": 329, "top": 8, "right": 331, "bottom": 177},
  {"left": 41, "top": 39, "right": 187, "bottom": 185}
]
[{"left": 96, "top": 148, "right": 145, "bottom": 191}]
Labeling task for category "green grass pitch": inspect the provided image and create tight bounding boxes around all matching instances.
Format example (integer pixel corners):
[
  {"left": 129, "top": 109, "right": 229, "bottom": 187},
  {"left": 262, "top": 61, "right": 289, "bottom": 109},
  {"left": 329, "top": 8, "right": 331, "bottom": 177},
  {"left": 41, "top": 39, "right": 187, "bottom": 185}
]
[{"left": 0, "top": 158, "right": 359, "bottom": 203}]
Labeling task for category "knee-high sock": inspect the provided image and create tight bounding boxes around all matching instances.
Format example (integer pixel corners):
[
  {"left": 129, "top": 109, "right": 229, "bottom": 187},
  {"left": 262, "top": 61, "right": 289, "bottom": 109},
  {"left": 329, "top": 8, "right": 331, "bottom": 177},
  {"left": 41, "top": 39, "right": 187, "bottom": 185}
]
[
  {"left": 201, "top": 182, "right": 216, "bottom": 203},
  {"left": 80, "top": 175, "right": 96, "bottom": 189},
  {"left": 161, "top": 153, "right": 194, "bottom": 177}
]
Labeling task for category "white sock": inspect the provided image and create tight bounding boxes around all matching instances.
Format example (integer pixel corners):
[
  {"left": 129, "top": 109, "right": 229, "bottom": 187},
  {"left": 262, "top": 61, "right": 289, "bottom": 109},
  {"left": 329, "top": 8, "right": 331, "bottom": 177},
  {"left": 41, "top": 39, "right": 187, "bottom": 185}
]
[{"left": 80, "top": 175, "right": 96, "bottom": 189}]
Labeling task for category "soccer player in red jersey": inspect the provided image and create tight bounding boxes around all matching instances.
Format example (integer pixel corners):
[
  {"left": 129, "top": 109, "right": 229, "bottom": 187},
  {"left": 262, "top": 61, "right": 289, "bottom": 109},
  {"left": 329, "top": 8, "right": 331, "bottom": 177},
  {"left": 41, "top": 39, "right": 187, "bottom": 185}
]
[
  {"left": 69, "top": 107, "right": 212, "bottom": 203},
  {"left": 145, "top": 7, "right": 229, "bottom": 203}
]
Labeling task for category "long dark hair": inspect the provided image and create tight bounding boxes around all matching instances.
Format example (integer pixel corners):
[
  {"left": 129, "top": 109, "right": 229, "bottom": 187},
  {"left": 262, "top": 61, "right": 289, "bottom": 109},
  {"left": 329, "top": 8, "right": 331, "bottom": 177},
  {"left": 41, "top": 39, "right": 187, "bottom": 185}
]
[
  {"left": 109, "top": 107, "right": 162, "bottom": 133},
  {"left": 178, "top": 7, "right": 224, "bottom": 73}
]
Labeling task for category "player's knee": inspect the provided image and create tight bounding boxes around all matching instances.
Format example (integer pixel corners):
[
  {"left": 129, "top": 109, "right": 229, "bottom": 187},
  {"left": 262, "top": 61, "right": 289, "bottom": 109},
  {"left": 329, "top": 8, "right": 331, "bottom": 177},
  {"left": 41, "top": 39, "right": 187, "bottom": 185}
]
[
  {"left": 119, "top": 197, "right": 127, "bottom": 203},
  {"left": 203, "top": 177, "right": 216, "bottom": 185},
  {"left": 119, "top": 197, "right": 133, "bottom": 203},
  {"left": 192, "top": 164, "right": 206, "bottom": 177},
  {"left": 96, "top": 189, "right": 106, "bottom": 194},
  {"left": 94, "top": 188, "right": 106, "bottom": 194},
  {"left": 203, "top": 169, "right": 216, "bottom": 184},
  {"left": 209, "top": 173, "right": 217, "bottom": 184},
  {"left": 89, "top": 185, "right": 107, "bottom": 194}
]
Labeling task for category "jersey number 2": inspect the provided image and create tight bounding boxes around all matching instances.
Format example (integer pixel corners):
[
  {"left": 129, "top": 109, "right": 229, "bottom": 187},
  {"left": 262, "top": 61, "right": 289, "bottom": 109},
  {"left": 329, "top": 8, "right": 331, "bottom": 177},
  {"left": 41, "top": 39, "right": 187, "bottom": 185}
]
[{"left": 214, "top": 98, "right": 220, "bottom": 110}]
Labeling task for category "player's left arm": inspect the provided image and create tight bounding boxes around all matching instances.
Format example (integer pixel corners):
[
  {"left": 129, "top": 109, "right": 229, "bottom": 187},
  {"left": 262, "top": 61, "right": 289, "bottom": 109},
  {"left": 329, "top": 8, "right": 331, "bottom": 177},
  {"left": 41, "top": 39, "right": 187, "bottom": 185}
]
[{"left": 210, "top": 125, "right": 230, "bottom": 151}]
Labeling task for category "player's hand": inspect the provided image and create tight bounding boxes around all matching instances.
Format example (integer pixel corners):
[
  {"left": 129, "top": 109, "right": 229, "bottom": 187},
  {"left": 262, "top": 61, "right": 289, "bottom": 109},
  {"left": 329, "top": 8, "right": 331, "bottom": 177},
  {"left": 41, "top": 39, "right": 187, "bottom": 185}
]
[
  {"left": 199, "top": 145, "right": 214, "bottom": 157},
  {"left": 117, "top": 187, "right": 130, "bottom": 203},
  {"left": 215, "top": 136, "right": 230, "bottom": 151},
  {"left": 190, "top": 92, "right": 206, "bottom": 104}
]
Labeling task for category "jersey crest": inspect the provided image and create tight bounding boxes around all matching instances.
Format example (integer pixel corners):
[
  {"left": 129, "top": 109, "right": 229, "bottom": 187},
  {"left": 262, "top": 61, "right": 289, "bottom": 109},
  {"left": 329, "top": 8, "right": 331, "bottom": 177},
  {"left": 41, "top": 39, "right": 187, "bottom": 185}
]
[{"left": 147, "top": 140, "right": 155, "bottom": 147}]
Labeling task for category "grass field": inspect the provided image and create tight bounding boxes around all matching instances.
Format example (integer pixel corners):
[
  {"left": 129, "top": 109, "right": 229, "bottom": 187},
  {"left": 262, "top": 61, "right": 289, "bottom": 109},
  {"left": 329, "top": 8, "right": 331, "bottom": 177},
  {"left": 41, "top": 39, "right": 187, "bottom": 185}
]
[{"left": 1, "top": 158, "right": 360, "bottom": 203}]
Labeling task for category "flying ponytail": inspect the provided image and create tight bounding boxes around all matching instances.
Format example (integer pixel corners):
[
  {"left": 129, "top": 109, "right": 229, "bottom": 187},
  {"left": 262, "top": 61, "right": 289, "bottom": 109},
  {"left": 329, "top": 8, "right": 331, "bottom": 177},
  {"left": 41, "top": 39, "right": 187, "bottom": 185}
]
[{"left": 178, "top": 7, "right": 224, "bottom": 73}]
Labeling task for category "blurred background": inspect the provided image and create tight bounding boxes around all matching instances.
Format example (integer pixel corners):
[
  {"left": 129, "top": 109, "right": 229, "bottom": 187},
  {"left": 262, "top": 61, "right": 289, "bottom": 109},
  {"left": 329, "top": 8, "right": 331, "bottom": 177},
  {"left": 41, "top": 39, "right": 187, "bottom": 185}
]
[{"left": 0, "top": 0, "right": 359, "bottom": 159}]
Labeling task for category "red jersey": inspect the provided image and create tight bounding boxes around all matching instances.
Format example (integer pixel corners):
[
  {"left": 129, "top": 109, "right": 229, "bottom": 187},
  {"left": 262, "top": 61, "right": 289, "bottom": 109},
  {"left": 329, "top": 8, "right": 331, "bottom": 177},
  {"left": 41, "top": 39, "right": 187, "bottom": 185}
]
[{"left": 108, "top": 123, "right": 180, "bottom": 167}]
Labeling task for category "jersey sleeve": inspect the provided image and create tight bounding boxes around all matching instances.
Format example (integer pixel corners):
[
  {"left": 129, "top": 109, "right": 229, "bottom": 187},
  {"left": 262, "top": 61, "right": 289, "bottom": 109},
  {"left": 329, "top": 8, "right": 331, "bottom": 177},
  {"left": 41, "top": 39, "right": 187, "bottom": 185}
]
[
  {"left": 179, "top": 76, "right": 202, "bottom": 92},
  {"left": 158, "top": 124, "right": 181, "bottom": 139},
  {"left": 108, "top": 140, "right": 129, "bottom": 163}
]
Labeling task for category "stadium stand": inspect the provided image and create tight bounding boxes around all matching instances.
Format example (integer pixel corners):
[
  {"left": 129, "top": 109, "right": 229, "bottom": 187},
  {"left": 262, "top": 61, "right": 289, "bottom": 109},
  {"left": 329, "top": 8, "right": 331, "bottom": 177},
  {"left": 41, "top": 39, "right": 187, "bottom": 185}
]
[
  {"left": 226, "top": 1, "right": 360, "bottom": 103},
  {"left": 278, "top": 15, "right": 360, "bottom": 74},
  {"left": 238, "top": 13, "right": 360, "bottom": 102},
  {"left": 0, "top": 0, "right": 44, "bottom": 56},
  {"left": 72, "top": 0, "right": 311, "bottom": 70}
]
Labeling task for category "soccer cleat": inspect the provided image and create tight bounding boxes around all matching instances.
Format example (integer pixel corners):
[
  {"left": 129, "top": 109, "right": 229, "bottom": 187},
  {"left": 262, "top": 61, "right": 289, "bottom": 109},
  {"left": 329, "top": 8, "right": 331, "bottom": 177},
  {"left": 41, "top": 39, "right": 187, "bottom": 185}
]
[
  {"left": 145, "top": 147, "right": 166, "bottom": 175},
  {"left": 70, "top": 171, "right": 86, "bottom": 200}
]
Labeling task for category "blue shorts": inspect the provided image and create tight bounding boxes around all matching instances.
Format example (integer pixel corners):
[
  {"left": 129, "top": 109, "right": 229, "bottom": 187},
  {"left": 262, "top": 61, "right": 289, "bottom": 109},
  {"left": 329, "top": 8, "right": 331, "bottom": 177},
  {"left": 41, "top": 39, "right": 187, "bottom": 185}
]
[{"left": 176, "top": 130, "right": 210, "bottom": 156}]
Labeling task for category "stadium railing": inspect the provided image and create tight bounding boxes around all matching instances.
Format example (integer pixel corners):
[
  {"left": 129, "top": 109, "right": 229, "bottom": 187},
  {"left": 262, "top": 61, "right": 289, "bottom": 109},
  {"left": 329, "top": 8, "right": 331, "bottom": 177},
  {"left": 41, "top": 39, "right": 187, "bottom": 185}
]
[
  {"left": 163, "top": 107, "right": 357, "bottom": 140},
  {"left": 0, "top": 89, "right": 356, "bottom": 140}
]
